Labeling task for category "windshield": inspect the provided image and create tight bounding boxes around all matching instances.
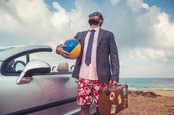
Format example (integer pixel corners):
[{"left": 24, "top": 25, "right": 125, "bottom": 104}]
[{"left": 0, "top": 47, "right": 14, "bottom": 52}]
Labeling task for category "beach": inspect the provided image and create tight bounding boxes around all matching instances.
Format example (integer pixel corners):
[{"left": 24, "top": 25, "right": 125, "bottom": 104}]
[{"left": 117, "top": 90, "right": 174, "bottom": 115}]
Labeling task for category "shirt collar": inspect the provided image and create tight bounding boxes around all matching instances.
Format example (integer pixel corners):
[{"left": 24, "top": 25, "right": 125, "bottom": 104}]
[{"left": 89, "top": 27, "right": 100, "bottom": 32}]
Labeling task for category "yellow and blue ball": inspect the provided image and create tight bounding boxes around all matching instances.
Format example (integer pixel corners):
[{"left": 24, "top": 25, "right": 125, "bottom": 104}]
[{"left": 63, "top": 38, "right": 81, "bottom": 59}]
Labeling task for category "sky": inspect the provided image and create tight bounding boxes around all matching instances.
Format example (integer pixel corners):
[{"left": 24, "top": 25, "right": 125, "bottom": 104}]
[{"left": 0, "top": 0, "right": 174, "bottom": 78}]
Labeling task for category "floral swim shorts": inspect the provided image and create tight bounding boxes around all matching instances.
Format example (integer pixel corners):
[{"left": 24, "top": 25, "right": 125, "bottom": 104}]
[{"left": 77, "top": 78, "right": 108, "bottom": 106}]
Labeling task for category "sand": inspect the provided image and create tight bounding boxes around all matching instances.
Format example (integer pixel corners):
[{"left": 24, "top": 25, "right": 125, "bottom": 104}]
[
  {"left": 151, "top": 90, "right": 174, "bottom": 97},
  {"left": 117, "top": 90, "right": 174, "bottom": 115}
]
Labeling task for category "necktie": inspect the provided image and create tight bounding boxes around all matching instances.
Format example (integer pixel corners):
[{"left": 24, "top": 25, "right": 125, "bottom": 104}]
[{"left": 85, "top": 29, "right": 95, "bottom": 66}]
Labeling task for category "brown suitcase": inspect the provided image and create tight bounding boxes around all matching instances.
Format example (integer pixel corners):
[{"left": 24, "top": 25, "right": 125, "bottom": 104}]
[{"left": 98, "top": 84, "right": 128, "bottom": 115}]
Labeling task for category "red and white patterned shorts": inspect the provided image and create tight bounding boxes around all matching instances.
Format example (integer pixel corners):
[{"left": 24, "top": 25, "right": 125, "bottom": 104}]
[{"left": 77, "top": 78, "right": 108, "bottom": 106}]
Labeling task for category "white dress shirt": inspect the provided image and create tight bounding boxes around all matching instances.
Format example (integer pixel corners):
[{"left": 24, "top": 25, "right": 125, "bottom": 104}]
[{"left": 79, "top": 27, "right": 100, "bottom": 80}]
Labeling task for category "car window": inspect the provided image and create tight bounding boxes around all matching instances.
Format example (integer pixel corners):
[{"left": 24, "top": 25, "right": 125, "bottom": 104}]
[
  {"left": 3, "top": 51, "right": 75, "bottom": 75},
  {"left": 4, "top": 55, "right": 27, "bottom": 74},
  {"left": 14, "top": 56, "right": 26, "bottom": 72},
  {"left": 4, "top": 59, "right": 16, "bottom": 73}
]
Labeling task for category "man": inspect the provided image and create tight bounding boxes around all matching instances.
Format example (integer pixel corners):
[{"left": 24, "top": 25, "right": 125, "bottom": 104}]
[{"left": 56, "top": 11, "right": 119, "bottom": 115}]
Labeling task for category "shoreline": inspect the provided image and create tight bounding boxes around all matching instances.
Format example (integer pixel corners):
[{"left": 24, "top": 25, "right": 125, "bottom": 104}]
[{"left": 129, "top": 89, "right": 174, "bottom": 97}]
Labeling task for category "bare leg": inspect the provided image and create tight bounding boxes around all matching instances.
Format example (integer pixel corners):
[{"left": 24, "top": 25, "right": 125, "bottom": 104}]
[
  {"left": 96, "top": 107, "right": 100, "bottom": 115},
  {"left": 80, "top": 105, "right": 90, "bottom": 115}
]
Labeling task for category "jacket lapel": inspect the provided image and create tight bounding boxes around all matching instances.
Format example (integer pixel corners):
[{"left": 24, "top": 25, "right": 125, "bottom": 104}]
[
  {"left": 81, "top": 31, "right": 88, "bottom": 49},
  {"left": 81, "top": 29, "right": 104, "bottom": 47},
  {"left": 97, "top": 28, "right": 105, "bottom": 46}
]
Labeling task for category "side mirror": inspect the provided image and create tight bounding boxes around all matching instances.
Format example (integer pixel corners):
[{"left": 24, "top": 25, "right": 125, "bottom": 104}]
[{"left": 16, "top": 59, "right": 51, "bottom": 85}]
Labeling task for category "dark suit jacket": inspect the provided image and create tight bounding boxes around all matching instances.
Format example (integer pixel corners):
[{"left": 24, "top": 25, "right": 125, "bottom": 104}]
[{"left": 72, "top": 28, "right": 119, "bottom": 84}]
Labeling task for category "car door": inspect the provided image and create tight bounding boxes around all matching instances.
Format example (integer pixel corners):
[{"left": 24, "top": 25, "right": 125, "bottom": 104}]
[{"left": 0, "top": 46, "right": 80, "bottom": 115}]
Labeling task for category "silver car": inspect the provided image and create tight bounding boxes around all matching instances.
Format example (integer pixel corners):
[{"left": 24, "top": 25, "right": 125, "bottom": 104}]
[{"left": 0, "top": 45, "right": 95, "bottom": 115}]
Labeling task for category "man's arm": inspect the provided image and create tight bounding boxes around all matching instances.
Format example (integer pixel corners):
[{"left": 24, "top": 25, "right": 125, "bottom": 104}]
[
  {"left": 109, "top": 32, "right": 120, "bottom": 85},
  {"left": 56, "top": 44, "right": 71, "bottom": 59}
]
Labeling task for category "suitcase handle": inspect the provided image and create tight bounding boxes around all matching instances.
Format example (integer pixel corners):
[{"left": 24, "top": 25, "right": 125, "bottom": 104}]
[
  {"left": 105, "top": 84, "right": 124, "bottom": 95},
  {"left": 105, "top": 84, "right": 117, "bottom": 95},
  {"left": 98, "top": 84, "right": 126, "bottom": 95}
]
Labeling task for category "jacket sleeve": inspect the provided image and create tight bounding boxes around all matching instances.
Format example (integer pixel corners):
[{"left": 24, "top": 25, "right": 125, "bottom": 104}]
[{"left": 109, "top": 32, "right": 120, "bottom": 82}]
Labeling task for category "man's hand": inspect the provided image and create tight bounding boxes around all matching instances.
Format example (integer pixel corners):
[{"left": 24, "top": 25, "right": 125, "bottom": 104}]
[
  {"left": 56, "top": 44, "right": 71, "bottom": 59},
  {"left": 109, "top": 80, "right": 118, "bottom": 86}
]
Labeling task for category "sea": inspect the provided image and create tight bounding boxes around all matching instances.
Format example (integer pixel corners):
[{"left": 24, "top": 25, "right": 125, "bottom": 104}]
[{"left": 119, "top": 78, "right": 174, "bottom": 90}]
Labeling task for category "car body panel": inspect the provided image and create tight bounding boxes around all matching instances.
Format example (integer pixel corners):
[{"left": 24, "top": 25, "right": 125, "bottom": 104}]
[
  {"left": 0, "top": 45, "right": 80, "bottom": 115},
  {"left": 0, "top": 45, "right": 96, "bottom": 115},
  {"left": 0, "top": 74, "right": 78, "bottom": 115}
]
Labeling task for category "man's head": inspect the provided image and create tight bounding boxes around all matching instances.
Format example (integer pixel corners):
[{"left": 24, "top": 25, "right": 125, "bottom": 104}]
[{"left": 88, "top": 11, "right": 104, "bottom": 26}]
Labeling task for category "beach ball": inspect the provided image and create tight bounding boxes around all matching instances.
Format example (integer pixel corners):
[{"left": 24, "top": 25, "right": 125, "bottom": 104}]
[{"left": 63, "top": 38, "right": 81, "bottom": 59}]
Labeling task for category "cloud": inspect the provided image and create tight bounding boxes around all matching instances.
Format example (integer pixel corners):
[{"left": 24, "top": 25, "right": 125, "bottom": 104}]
[
  {"left": 0, "top": 0, "right": 92, "bottom": 48},
  {"left": 102, "top": 0, "right": 174, "bottom": 67},
  {"left": 51, "top": 2, "right": 70, "bottom": 27},
  {"left": 0, "top": 0, "right": 54, "bottom": 46},
  {"left": 1, "top": 0, "right": 173, "bottom": 49},
  {"left": 0, "top": 0, "right": 50, "bottom": 31},
  {"left": 153, "top": 13, "right": 174, "bottom": 48},
  {"left": 111, "top": 0, "right": 120, "bottom": 6},
  {"left": 128, "top": 48, "right": 173, "bottom": 62},
  {"left": 0, "top": 0, "right": 174, "bottom": 77}
]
